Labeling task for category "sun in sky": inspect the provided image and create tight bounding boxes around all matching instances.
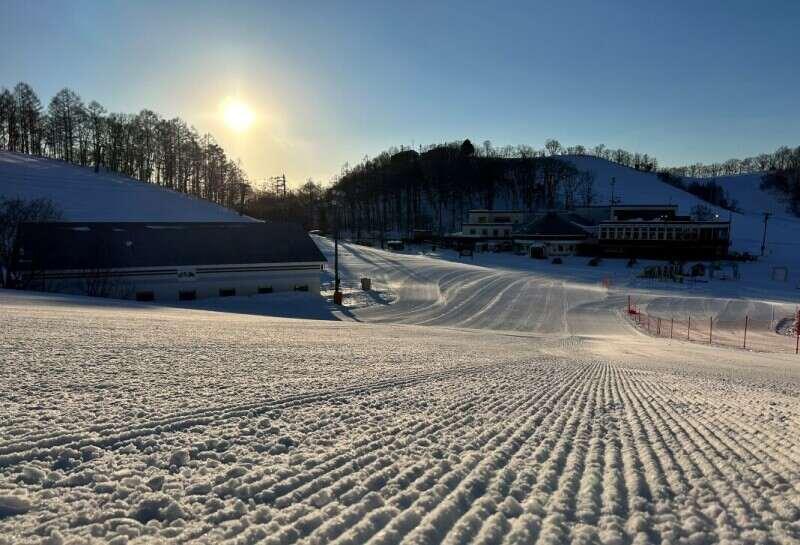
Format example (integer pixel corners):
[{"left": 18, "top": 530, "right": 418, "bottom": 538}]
[{"left": 221, "top": 98, "right": 255, "bottom": 132}]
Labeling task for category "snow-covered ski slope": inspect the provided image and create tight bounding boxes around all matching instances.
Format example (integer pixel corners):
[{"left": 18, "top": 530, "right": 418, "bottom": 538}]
[
  {"left": 2, "top": 152, "right": 800, "bottom": 543},
  {"left": 3, "top": 238, "right": 800, "bottom": 544},
  {"left": 0, "top": 151, "right": 254, "bottom": 222},
  {"left": 317, "top": 238, "right": 799, "bottom": 351},
  {"left": 562, "top": 156, "right": 800, "bottom": 262}
]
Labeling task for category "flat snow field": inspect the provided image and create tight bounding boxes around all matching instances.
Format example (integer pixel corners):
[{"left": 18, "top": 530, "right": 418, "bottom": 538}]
[{"left": 2, "top": 243, "right": 800, "bottom": 545}]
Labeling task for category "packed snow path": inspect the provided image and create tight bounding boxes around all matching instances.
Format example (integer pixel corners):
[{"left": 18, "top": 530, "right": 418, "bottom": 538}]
[
  {"left": 316, "top": 239, "right": 797, "bottom": 349},
  {"left": 2, "top": 287, "right": 800, "bottom": 544},
  {"left": 319, "top": 240, "right": 624, "bottom": 337}
]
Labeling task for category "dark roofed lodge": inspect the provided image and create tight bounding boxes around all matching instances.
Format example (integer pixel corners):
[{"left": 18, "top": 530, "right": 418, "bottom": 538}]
[{"left": 13, "top": 222, "right": 326, "bottom": 301}]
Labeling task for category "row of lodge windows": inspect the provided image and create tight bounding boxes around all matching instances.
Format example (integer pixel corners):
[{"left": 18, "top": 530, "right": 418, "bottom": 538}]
[
  {"left": 468, "top": 228, "right": 512, "bottom": 236},
  {"left": 133, "top": 285, "right": 306, "bottom": 302},
  {"left": 475, "top": 216, "right": 519, "bottom": 224},
  {"left": 598, "top": 224, "right": 729, "bottom": 242}
]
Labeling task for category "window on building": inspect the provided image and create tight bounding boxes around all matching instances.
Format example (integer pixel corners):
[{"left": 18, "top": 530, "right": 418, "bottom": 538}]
[
  {"left": 219, "top": 288, "right": 236, "bottom": 297},
  {"left": 495, "top": 216, "right": 511, "bottom": 223},
  {"left": 178, "top": 290, "right": 196, "bottom": 301},
  {"left": 478, "top": 217, "right": 487, "bottom": 223},
  {"left": 469, "top": 228, "right": 476, "bottom": 235},
  {"left": 492, "top": 229, "right": 498, "bottom": 236},
  {"left": 294, "top": 285, "right": 309, "bottom": 292},
  {"left": 135, "top": 291, "right": 154, "bottom": 302},
  {"left": 258, "top": 286, "right": 273, "bottom": 294},
  {"left": 481, "top": 229, "right": 488, "bottom": 235}
]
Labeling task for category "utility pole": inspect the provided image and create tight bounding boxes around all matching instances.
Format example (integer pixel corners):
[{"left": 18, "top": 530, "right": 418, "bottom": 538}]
[
  {"left": 330, "top": 191, "right": 343, "bottom": 304},
  {"left": 610, "top": 177, "right": 616, "bottom": 206},
  {"left": 272, "top": 174, "right": 287, "bottom": 198},
  {"left": 760, "top": 212, "right": 771, "bottom": 257}
]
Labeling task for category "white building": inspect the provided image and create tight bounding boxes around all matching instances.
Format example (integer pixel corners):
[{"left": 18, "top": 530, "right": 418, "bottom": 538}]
[
  {"left": 13, "top": 222, "right": 326, "bottom": 301},
  {"left": 460, "top": 209, "right": 524, "bottom": 238},
  {"left": 512, "top": 212, "right": 590, "bottom": 258}
]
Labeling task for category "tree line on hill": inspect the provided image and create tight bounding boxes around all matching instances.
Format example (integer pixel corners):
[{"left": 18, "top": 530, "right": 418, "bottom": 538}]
[
  {"left": 663, "top": 145, "right": 800, "bottom": 178},
  {"left": 328, "top": 139, "right": 800, "bottom": 236},
  {"left": 327, "top": 139, "right": 599, "bottom": 237},
  {"left": 0, "top": 81, "right": 250, "bottom": 210},
  {"left": 2, "top": 80, "right": 798, "bottom": 229}
]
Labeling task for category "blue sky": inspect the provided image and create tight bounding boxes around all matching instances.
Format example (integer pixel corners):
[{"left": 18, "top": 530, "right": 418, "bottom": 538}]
[{"left": 2, "top": 0, "right": 798, "bottom": 185}]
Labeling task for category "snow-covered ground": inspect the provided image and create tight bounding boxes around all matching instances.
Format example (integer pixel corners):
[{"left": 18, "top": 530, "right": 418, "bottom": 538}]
[
  {"left": 3, "top": 236, "right": 800, "bottom": 544},
  {"left": 0, "top": 152, "right": 254, "bottom": 222},
  {"left": 2, "top": 149, "right": 800, "bottom": 542}
]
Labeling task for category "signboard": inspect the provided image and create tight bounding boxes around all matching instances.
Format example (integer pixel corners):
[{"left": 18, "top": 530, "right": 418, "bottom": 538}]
[{"left": 176, "top": 267, "right": 198, "bottom": 282}]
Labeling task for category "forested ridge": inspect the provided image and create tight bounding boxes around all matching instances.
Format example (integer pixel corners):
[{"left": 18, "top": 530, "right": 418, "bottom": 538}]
[
  {"left": 3, "top": 81, "right": 798, "bottom": 232},
  {"left": 327, "top": 139, "right": 800, "bottom": 236},
  {"left": 0, "top": 82, "right": 250, "bottom": 210}
]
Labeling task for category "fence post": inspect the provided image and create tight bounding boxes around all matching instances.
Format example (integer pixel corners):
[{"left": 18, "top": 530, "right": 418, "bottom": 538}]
[
  {"left": 796, "top": 309, "right": 799, "bottom": 355},
  {"left": 628, "top": 295, "right": 631, "bottom": 314},
  {"left": 670, "top": 317, "right": 674, "bottom": 339},
  {"left": 688, "top": 316, "right": 691, "bottom": 341},
  {"left": 657, "top": 317, "right": 661, "bottom": 336},
  {"left": 709, "top": 317, "right": 713, "bottom": 345},
  {"left": 743, "top": 315, "right": 748, "bottom": 349}
]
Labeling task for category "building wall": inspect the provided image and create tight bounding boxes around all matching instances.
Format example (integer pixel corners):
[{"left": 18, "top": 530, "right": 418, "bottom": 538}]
[
  {"left": 598, "top": 222, "right": 729, "bottom": 243},
  {"left": 466, "top": 210, "right": 524, "bottom": 224},
  {"left": 610, "top": 205, "right": 678, "bottom": 221},
  {"left": 461, "top": 223, "right": 514, "bottom": 238},
  {"left": 513, "top": 239, "right": 582, "bottom": 258},
  {"left": 26, "top": 264, "right": 323, "bottom": 301}
]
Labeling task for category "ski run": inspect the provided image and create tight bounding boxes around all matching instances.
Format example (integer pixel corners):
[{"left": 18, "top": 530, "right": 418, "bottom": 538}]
[{"left": 2, "top": 239, "right": 800, "bottom": 545}]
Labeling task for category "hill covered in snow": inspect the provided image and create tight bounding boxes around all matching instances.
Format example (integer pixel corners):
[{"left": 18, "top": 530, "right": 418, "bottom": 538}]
[
  {"left": 0, "top": 152, "right": 254, "bottom": 222},
  {"left": 561, "top": 155, "right": 800, "bottom": 262}
]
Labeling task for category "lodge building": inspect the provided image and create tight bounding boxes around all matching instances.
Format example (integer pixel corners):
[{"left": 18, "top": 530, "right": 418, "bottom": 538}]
[
  {"left": 13, "top": 221, "right": 326, "bottom": 301},
  {"left": 454, "top": 203, "right": 731, "bottom": 260},
  {"left": 597, "top": 220, "right": 730, "bottom": 259}
]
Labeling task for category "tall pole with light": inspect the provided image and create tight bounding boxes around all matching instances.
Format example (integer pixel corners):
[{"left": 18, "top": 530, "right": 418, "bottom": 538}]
[
  {"left": 761, "top": 211, "right": 771, "bottom": 257},
  {"left": 330, "top": 190, "right": 343, "bottom": 304}
]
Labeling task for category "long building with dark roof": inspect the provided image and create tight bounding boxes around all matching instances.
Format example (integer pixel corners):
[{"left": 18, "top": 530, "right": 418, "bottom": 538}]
[{"left": 12, "top": 222, "right": 326, "bottom": 301}]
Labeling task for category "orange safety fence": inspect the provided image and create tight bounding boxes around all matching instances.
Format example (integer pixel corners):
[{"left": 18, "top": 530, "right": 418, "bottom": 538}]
[{"left": 625, "top": 301, "right": 800, "bottom": 355}]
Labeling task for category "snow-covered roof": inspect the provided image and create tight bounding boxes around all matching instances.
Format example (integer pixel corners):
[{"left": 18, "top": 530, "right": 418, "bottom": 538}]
[{"left": 0, "top": 151, "right": 255, "bottom": 222}]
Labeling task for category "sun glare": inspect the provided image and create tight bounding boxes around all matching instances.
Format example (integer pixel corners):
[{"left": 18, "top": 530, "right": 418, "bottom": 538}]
[{"left": 222, "top": 99, "right": 254, "bottom": 132}]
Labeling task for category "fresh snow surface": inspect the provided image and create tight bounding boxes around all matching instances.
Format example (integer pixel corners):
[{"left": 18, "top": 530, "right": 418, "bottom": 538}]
[
  {"left": 0, "top": 152, "right": 254, "bottom": 222},
  {"left": 561, "top": 155, "right": 800, "bottom": 263},
  {"left": 3, "top": 238, "right": 800, "bottom": 544}
]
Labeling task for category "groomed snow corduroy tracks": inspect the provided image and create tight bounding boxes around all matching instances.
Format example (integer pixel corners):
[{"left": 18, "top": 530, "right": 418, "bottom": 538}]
[{"left": 2, "top": 242, "right": 800, "bottom": 544}]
